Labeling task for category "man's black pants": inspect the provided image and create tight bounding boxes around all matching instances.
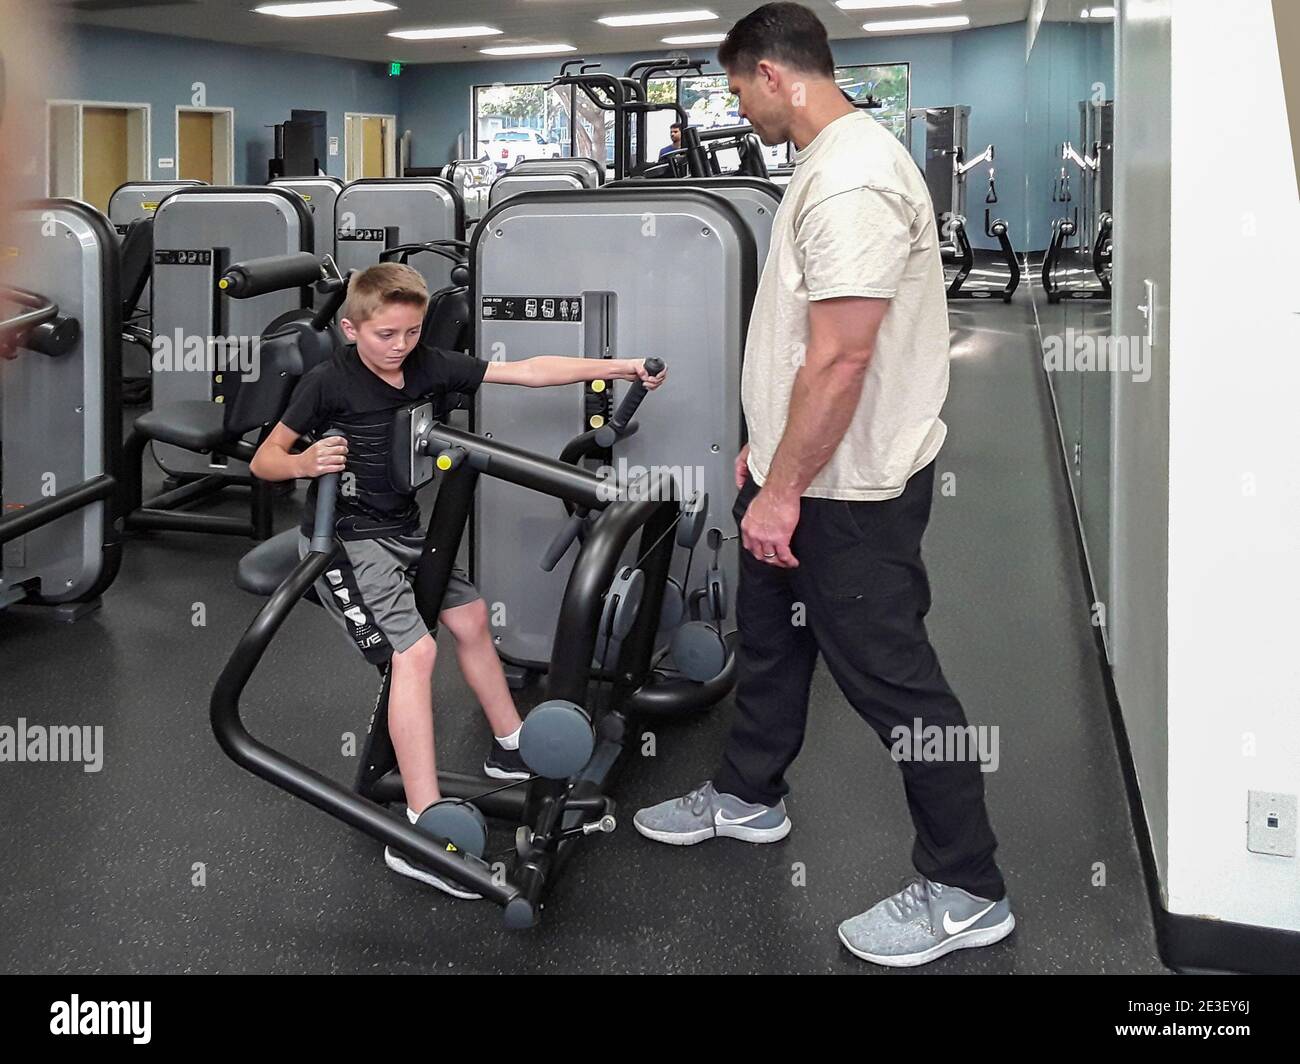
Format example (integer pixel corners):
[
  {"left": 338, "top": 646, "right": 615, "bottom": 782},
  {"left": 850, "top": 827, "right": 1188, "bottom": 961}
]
[{"left": 713, "top": 461, "right": 1005, "bottom": 901}]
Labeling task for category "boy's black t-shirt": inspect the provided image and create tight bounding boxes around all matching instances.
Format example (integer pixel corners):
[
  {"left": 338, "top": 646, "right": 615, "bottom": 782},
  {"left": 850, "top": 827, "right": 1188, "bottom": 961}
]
[{"left": 281, "top": 342, "right": 488, "bottom": 540}]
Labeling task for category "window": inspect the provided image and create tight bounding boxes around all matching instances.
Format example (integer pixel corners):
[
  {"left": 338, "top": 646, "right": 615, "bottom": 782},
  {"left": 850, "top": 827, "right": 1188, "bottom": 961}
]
[
  {"left": 679, "top": 74, "right": 743, "bottom": 132},
  {"left": 472, "top": 63, "right": 912, "bottom": 173},
  {"left": 835, "top": 63, "right": 910, "bottom": 144},
  {"left": 474, "top": 82, "right": 573, "bottom": 170}
]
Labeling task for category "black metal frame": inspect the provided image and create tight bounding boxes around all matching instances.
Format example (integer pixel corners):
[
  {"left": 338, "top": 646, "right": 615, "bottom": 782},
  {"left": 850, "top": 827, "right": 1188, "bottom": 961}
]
[
  {"left": 210, "top": 419, "right": 724, "bottom": 927},
  {"left": 1042, "top": 215, "right": 1111, "bottom": 304},
  {"left": 546, "top": 64, "right": 703, "bottom": 181},
  {"left": 646, "top": 123, "right": 769, "bottom": 181},
  {"left": 945, "top": 213, "right": 1022, "bottom": 303}
]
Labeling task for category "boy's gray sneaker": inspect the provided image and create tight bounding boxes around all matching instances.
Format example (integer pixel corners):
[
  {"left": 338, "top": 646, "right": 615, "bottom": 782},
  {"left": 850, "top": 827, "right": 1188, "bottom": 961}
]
[
  {"left": 633, "top": 781, "right": 791, "bottom": 845},
  {"left": 838, "top": 877, "right": 1014, "bottom": 967},
  {"left": 384, "top": 847, "right": 483, "bottom": 900}
]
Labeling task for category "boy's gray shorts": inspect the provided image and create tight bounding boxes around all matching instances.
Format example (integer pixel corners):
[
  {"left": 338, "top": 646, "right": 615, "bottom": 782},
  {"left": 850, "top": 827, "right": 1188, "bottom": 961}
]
[{"left": 298, "top": 533, "right": 480, "bottom": 665}]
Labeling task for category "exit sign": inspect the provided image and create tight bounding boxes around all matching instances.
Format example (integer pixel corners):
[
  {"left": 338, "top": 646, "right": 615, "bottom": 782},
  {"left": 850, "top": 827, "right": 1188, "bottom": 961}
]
[{"left": 388, "top": 61, "right": 402, "bottom": 77}]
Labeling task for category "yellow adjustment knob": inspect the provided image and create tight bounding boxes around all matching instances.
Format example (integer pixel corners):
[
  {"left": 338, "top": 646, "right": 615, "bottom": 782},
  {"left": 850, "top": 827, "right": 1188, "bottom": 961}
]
[
  {"left": 214, "top": 373, "right": 223, "bottom": 383},
  {"left": 589, "top": 414, "right": 605, "bottom": 429},
  {"left": 218, "top": 278, "right": 228, "bottom": 289},
  {"left": 214, "top": 395, "right": 225, "bottom": 404},
  {"left": 436, "top": 454, "right": 453, "bottom": 471},
  {"left": 591, "top": 379, "right": 606, "bottom": 393}
]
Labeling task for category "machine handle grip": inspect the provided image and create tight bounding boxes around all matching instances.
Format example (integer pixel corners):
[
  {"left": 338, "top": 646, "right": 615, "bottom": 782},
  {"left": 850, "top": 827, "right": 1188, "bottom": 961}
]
[
  {"left": 608, "top": 358, "right": 664, "bottom": 436},
  {"left": 219, "top": 253, "right": 323, "bottom": 298},
  {"left": 309, "top": 429, "right": 346, "bottom": 553},
  {"left": 540, "top": 510, "right": 587, "bottom": 572},
  {"left": 435, "top": 447, "right": 468, "bottom": 473}
]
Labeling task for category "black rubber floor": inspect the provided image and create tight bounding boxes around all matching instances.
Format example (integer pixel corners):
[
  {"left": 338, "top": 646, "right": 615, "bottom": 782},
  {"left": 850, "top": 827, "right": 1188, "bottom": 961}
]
[{"left": 0, "top": 300, "right": 1166, "bottom": 974}]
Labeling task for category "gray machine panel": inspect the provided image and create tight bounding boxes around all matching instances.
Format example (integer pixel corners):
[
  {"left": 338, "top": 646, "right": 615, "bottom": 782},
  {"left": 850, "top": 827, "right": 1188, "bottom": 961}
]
[
  {"left": 2, "top": 202, "right": 114, "bottom": 604},
  {"left": 511, "top": 157, "right": 604, "bottom": 186},
  {"left": 333, "top": 178, "right": 463, "bottom": 294},
  {"left": 271, "top": 176, "right": 344, "bottom": 260},
  {"left": 473, "top": 188, "right": 755, "bottom": 668},
  {"left": 607, "top": 177, "right": 780, "bottom": 270},
  {"left": 107, "top": 180, "right": 205, "bottom": 233},
  {"left": 150, "top": 187, "right": 310, "bottom": 476},
  {"left": 488, "top": 171, "right": 585, "bottom": 210}
]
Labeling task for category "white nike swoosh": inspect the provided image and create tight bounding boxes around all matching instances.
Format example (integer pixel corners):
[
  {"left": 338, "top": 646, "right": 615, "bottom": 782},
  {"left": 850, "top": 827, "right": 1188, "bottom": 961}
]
[
  {"left": 942, "top": 902, "right": 997, "bottom": 936},
  {"left": 715, "top": 809, "right": 770, "bottom": 827}
]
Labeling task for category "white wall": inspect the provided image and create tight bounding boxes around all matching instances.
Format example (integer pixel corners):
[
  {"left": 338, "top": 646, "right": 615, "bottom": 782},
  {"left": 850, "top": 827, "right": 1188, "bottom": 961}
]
[{"left": 1166, "top": 0, "right": 1300, "bottom": 929}]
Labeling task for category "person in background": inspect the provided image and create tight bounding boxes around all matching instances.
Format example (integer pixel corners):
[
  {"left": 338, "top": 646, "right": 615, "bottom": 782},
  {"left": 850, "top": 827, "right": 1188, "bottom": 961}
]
[{"left": 658, "top": 123, "right": 684, "bottom": 159}]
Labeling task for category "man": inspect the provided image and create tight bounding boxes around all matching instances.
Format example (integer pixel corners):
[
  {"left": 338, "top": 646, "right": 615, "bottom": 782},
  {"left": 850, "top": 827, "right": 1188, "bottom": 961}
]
[
  {"left": 634, "top": 2, "right": 1013, "bottom": 968},
  {"left": 658, "top": 122, "right": 684, "bottom": 159}
]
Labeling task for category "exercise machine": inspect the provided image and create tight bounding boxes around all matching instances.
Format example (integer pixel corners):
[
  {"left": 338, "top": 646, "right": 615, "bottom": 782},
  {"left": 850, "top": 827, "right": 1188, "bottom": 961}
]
[
  {"left": 488, "top": 157, "right": 604, "bottom": 210},
  {"left": 606, "top": 174, "right": 781, "bottom": 275},
  {"left": 121, "top": 185, "right": 314, "bottom": 539},
  {"left": 546, "top": 62, "right": 705, "bottom": 182},
  {"left": 1043, "top": 99, "right": 1113, "bottom": 303},
  {"left": 108, "top": 180, "right": 207, "bottom": 405},
  {"left": 648, "top": 124, "right": 770, "bottom": 181},
  {"left": 624, "top": 56, "right": 707, "bottom": 169},
  {"left": 0, "top": 199, "right": 123, "bottom": 619},
  {"left": 332, "top": 178, "right": 464, "bottom": 296},
  {"left": 107, "top": 180, "right": 206, "bottom": 235},
  {"left": 205, "top": 251, "right": 728, "bottom": 921},
  {"left": 440, "top": 158, "right": 496, "bottom": 230},
  {"left": 270, "top": 176, "right": 345, "bottom": 264},
  {"left": 472, "top": 184, "right": 755, "bottom": 690},
  {"left": 910, "top": 105, "right": 1020, "bottom": 302}
]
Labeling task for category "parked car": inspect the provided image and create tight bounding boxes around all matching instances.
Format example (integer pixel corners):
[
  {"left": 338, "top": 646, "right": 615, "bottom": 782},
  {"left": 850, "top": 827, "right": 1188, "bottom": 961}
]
[{"left": 490, "top": 128, "right": 563, "bottom": 171}]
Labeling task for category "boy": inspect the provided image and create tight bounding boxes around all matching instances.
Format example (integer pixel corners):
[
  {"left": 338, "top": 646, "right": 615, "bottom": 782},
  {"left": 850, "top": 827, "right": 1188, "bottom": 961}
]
[{"left": 250, "top": 262, "right": 665, "bottom": 898}]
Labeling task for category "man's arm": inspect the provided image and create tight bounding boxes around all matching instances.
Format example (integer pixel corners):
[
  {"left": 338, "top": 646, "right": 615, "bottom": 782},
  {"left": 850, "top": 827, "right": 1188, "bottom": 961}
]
[
  {"left": 762, "top": 296, "right": 889, "bottom": 498},
  {"left": 741, "top": 183, "right": 915, "bottom": 567},
  {"left": 740, "top": 296, "right": 889, "bottom": 567}
]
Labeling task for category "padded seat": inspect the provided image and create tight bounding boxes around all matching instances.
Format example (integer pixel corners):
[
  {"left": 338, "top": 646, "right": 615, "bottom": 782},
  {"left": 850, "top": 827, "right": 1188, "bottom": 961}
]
[
  {"left": 235, "top": 528, "right": 303, "bottom": 596},
  {"left": 133, "top": 400, "right": 230, "bottom": 451}
]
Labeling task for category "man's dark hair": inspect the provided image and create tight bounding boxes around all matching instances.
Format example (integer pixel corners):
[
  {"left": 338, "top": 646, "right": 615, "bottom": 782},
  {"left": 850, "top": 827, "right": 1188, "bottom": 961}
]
[{"left": 717, "top": 2, "right": 835, "bottom": 78}]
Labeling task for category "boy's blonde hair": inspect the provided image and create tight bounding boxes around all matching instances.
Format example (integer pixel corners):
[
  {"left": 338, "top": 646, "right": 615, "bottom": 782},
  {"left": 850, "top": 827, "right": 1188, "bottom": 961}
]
[{"left": 342, "top": 262, "right": 429, "bottom": 325}]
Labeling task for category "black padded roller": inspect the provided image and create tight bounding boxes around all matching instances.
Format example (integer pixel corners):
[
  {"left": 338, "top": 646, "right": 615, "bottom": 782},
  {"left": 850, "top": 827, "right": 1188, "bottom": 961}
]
[{"left": 219, "top": 252, "right": 323, "bottom": 298}]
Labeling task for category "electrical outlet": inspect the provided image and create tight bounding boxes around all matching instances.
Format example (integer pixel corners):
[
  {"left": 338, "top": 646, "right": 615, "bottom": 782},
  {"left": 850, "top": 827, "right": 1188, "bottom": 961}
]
[{"left": 1247, "top": 792, "right": 1297, "bottom": 857}]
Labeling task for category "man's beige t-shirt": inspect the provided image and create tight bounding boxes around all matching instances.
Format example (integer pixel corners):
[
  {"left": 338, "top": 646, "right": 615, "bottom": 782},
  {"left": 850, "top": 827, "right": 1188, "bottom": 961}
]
[{"left": 742, "top": 109, "right": 951, "bottom": 501}]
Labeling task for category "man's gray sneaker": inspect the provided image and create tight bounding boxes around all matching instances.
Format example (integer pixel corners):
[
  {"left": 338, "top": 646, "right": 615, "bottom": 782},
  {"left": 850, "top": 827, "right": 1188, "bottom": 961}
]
[
  {"left": 838, "top": 877, "right": 1014, "bottom": 967},
  {"left": 633, "top": 781, "right": 791, "bottom": 845}
]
